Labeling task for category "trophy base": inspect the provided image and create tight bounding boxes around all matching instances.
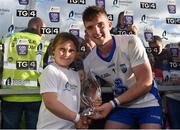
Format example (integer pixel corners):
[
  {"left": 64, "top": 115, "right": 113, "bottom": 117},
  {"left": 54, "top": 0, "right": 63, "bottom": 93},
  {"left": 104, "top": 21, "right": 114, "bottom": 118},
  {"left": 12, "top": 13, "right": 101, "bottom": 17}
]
[{"left": 80, "top": 107, "right": 94, "bottom": 116}]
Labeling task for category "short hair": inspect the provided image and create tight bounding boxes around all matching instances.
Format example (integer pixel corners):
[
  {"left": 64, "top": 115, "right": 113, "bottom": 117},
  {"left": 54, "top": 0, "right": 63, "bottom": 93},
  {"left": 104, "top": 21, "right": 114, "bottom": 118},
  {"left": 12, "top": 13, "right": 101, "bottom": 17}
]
[
  {"left": 52, "top": 32, "right": 79, "bottom": 52},
  {"left": 26, "top": 17, "right": 44, "bottom": 36},
  {"left": 28, "top": 17, "right": 43, "bottom": 29},
  {"left": 148, "top": 35, "right": 162, "bottom": 45},
  {"left": 82, "top": 5, "right": 107, "bottom": 22}
]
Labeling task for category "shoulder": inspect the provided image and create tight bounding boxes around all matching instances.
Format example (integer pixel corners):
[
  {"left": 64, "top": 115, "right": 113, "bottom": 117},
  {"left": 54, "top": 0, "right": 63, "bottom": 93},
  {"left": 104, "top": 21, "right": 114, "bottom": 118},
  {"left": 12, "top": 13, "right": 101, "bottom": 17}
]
[
  {"left": 113, "top": 35, "right": 140, "bottom": 46},
  {"left": 83, "top": 47, "right": 97, "bottom": 65},
  {"left": 70, "top": 68, "right": 80, "bottom": 78},
  {"left": 15, "top": 32, "right": 41, "bottom": 39},
  {"left": 42, "top": 63, "right": 59, "bottom": 75},
  {"left": 113, "top": 35, "right": 138, "bottom": 52}
]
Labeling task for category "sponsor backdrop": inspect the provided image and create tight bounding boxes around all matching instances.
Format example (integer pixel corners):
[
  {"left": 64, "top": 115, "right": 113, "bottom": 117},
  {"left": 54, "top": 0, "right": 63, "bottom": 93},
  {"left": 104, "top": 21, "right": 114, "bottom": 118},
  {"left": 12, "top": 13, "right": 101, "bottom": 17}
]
[{"left": 0, "top": 0, "right": 180, "bottom": 84}]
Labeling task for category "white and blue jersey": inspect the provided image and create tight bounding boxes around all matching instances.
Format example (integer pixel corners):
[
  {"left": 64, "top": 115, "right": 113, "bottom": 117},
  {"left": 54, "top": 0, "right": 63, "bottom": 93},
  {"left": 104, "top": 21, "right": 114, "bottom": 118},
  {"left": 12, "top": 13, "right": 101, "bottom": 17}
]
[{"left": 83, "top": 35, "right": 161, "bottom": 108}]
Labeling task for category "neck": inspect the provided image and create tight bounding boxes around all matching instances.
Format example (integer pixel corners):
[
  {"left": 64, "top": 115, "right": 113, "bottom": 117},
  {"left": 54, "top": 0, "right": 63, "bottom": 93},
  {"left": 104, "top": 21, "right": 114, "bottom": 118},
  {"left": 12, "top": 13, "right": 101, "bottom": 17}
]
[{"left": 98, "top": 39, "right": 113, "bottom": 58}]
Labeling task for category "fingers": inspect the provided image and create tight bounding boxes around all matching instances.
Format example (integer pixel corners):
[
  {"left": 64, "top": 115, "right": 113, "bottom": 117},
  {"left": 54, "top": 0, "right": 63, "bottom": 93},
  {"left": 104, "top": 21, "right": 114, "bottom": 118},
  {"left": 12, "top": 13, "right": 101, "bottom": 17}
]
[
  {"left": 89, "top": 112, "right": 103, "bottom": 120},
  {"left": 81, "top": 116, "right": 92, "bottom": 126},
  {"left": 93, "top": 99, "right": 102, "bottom": 107},
  {"left": 75, "top": 116, "right": 90, "bottom": 129},
  {"left": 87, "top": 118, "right": 92, "bottom": 125}
]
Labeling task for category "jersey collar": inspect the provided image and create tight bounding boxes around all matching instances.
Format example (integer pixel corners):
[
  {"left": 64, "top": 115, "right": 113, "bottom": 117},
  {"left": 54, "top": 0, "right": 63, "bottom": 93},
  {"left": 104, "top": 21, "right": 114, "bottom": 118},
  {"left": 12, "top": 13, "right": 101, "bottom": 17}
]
[{"left": 96, "top": 36, "right": 116, "bottom": 62}]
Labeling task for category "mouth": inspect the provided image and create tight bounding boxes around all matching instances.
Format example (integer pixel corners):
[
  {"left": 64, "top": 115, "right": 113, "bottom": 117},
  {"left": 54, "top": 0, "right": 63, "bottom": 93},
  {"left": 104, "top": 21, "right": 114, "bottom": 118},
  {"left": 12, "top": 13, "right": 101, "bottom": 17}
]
[{"left": 94, "top": 34, "right": 103, "bottom": 40}]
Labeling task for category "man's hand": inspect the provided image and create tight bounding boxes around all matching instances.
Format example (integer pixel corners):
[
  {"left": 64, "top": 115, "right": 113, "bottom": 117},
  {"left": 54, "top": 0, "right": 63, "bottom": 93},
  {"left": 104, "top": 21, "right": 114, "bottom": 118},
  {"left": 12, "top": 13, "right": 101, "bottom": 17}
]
[{"left": 90, "top": 102, "right": 113, "bottom": 120}]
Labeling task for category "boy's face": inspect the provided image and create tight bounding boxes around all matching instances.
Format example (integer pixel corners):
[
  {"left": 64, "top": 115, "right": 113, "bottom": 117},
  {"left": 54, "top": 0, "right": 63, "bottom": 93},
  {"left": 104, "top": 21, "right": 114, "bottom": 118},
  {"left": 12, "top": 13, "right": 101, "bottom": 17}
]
[
  {"left": 54, "top": 40, "right": 77, "bottom": 68},
  {"left": 149, "top": 41, "right": 163, "bottom": 55},
  {"left": 84, "top": 13, "right": 112, "bottom": 46}
]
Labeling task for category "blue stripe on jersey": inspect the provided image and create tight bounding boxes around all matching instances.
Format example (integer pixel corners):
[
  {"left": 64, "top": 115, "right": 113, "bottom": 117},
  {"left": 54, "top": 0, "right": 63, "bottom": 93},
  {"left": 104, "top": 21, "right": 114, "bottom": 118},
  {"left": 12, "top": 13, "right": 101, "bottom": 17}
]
[
  {"left": 96, "top": 36, "right": 116, "bottom": 62},
  {"left": 149, "top": 80, "right": 162, "bottom": 107}
]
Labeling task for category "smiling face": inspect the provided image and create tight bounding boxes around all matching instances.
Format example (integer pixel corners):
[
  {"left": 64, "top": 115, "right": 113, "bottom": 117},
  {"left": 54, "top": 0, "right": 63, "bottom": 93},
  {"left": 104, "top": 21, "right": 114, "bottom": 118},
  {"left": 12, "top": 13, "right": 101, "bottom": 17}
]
[
  {"left": 84, "top": 13, "right": 112, "bottom": 47},
  {"left": 53, "top": 40, "right": 77, "bottom": 68}
]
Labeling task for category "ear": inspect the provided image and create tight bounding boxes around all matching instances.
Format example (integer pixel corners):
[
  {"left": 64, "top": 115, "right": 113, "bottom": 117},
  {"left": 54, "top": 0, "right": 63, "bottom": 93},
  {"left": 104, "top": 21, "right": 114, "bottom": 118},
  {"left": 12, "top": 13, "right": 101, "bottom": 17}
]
[
  {"left": 84, "top": 30, "right": 90, "bottom": 38},
  {"left": 108, "top": 20, "right": 113, "bottom": 30},
  {"left": 84, "top": 30, "right": 88, "bottom": 36},
  {"left": 84, "top": 30, "right": 90, "bottom": 40}
]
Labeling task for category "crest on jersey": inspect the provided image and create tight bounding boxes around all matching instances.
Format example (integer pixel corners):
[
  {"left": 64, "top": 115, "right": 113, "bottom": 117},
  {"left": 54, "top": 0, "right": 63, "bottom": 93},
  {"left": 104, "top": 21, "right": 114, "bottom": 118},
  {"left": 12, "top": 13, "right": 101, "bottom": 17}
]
[{"left": 120, "top": 64, "right": 127, "bottom": 73}]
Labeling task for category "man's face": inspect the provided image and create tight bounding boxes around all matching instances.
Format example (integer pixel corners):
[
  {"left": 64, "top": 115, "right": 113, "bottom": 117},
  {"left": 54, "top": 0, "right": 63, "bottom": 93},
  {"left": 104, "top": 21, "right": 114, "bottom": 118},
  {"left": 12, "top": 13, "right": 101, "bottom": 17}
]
[{"left": 84, "top": 13, "right": 112, "bottom": 47}]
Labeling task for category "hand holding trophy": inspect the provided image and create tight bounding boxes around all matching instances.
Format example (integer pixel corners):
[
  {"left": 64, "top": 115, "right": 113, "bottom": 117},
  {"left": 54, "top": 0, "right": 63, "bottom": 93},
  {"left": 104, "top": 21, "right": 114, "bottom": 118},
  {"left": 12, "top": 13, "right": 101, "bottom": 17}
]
[{"left": 80, "top": 72, "right": 102, "bottom": 116}]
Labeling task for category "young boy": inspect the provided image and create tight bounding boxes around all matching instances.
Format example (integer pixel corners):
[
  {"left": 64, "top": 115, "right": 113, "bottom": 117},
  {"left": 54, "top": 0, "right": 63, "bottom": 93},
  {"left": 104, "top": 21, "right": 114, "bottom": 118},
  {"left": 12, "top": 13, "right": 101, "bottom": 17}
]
[{"left": 37, "top": 32, "right": 89, "bottom": 129}]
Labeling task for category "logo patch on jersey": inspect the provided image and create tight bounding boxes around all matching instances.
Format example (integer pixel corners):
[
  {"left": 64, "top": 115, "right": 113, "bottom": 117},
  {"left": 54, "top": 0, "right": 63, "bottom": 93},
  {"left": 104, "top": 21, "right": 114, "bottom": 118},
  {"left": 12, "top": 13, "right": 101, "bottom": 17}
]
[
  {"left": 5, "top": 77, "right": 31, "bottom": 86},
  {"left": 16, "top": 61, "right": 37, "bottom": 70},
  {"left": 114, "top": 78, "right": 128, "bottom": 96},
  {"left": 120, "top": 64, "right": 127, "bottom": 73},
  {"left": 108, "top": 63, "right": 115, "bottom": 68},
  {"left": 16, "top": 38, "right": 29, "bottom": 55},
  {"left": 16, "top": 45, "right": 28, "bottom": 55},
  {"left": 100, "top": 73, "right": 111, "bottom": 78},
  {"left": 63, "top": 82, "right": 77, "bottom": 91},
  {"left": 6, "top": 77, "right": 12, "bottom": 86},
  {"left": 36, "top": 43, "right": 43, "bottom": 55}
]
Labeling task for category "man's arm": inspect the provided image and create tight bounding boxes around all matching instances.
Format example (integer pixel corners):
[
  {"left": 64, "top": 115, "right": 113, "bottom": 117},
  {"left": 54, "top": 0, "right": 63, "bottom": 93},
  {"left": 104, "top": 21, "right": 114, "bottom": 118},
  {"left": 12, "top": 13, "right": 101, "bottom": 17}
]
[
  {"left": 116, "top": 62, "right": 152, "bottom": 104},
  {"left": 91, "top": 62, "right": 153, "bottom": 119}
]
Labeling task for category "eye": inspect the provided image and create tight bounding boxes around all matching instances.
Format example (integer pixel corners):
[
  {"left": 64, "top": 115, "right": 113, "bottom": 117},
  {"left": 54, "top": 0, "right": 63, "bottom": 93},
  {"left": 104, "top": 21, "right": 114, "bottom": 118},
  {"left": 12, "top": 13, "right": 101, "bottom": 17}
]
[
  {"left": 98, "top": 22, "right": 105, "bottom": 28},
  {"left": 69, "top": 49, "right": 76, "bottom": 53},
  {"left": 59, "top": 48, "right": 65, "bottom": 53},
  {"left": 86, "top": 25, "right": 93, "bottom": 31}
]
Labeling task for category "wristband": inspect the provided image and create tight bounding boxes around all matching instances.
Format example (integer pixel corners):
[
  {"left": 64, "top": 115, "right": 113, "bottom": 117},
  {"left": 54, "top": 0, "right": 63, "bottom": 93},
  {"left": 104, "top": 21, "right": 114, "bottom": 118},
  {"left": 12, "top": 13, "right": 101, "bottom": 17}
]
[
  {"left": 114, "top": 98, "right": 120, "bottom": 106},
  {"left": 110, "top": 100, "right": 116, "bottom": 108},
  {"left": 74, "top": 113, "right": 80, "bottom": 123},
  {"left": 110, "top": 98, "right": 120, "bottom": 108}
]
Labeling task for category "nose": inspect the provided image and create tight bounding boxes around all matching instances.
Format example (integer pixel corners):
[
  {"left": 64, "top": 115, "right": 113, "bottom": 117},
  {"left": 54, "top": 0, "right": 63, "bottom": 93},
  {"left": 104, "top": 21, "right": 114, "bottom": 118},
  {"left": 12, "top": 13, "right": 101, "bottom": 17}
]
[
  {"left": 94, "top": 25, "right": 101, "bottom": 35},
  {"left": 64, "top": 50, "right": 71, "bottom": 57}
]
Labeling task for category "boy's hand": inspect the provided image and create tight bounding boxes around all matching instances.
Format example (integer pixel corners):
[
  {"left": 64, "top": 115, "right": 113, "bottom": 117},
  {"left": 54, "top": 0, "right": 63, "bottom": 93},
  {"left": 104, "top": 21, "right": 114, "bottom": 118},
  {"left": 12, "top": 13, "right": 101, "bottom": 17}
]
[{"left": 75, "top": 115, "right": 91, "bottom": 129}]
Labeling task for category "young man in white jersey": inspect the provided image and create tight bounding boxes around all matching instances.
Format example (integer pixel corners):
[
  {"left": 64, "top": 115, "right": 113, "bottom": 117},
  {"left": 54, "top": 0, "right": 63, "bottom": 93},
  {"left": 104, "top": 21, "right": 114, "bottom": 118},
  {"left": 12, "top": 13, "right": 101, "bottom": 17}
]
[{"left": 82, "top": 6, "right": 163, "bottom": 129}]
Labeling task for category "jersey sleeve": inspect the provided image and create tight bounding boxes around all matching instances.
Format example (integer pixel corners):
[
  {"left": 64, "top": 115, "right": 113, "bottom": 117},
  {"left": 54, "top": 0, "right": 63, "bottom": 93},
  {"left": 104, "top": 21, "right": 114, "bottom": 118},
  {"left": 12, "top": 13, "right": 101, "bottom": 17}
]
[{"left": 39, "top": 65, "right": 59, "bottom": 94}]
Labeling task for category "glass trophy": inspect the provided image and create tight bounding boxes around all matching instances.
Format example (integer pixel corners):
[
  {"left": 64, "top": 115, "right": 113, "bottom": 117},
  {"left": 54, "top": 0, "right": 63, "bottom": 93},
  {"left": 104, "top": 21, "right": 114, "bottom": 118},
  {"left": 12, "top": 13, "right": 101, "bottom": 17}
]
[{"left": 80, "top": 72, "right": 102, "bottom": 116}]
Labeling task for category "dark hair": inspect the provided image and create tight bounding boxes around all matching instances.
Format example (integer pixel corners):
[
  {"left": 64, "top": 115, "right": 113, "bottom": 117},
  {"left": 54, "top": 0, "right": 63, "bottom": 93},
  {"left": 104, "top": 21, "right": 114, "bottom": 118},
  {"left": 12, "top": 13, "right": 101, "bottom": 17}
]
[
  {"left": 27, "top": 17, "right": 43, "bottom": 36},
  {"left": 52, "top": 32, "right": 79, "bottom": 52},
  {"left": 116, "top": 11, "right": 124, "bottom": 28},
  {"left": 82, "top": 5, "right": 107, "bottom": 22},
  {"left": 149, "top": 35, "right": 162, "bottom": 45},
  {"left": 28, "top": 17, "right": 43, "bottom": 28}
]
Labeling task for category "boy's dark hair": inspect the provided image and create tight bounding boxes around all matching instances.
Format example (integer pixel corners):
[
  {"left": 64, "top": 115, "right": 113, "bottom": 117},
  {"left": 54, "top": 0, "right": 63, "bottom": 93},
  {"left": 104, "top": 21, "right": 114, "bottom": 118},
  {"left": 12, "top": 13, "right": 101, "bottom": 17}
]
[
  {"left": 149, "top": 35, "right": 162, "bottom": 45},
  {"left": 52, "top": 32, "right": 79, "bottom": 52},
  {"left": 82, "top": 5, "right": 107, "bottom": 22}
]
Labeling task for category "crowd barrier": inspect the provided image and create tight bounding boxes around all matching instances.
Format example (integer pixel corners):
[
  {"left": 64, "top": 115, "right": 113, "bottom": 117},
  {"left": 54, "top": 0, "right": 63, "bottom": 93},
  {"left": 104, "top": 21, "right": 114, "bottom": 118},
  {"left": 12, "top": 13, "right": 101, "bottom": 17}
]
[{"left": 0, "top": 85, "right": 180, "bottom": 95}]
